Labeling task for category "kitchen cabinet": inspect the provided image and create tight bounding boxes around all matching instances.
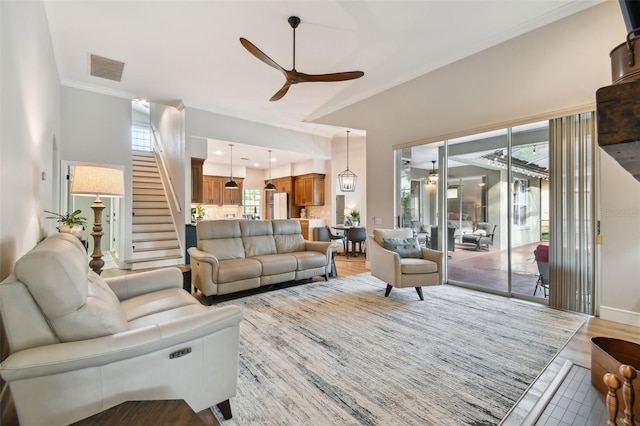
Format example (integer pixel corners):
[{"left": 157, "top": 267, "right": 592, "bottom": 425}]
[
  {"left": 202, "top": 175, "right": 244, "bottom": 206},
  {"left": 222, "top": 178, "right": 244, "bottom": 205},
  {"left": 274, "top": 177, "right": 293, "bottom": 194},
  {"left": 191, "top": 158, "right": 204, "bottom": 204},
  {"left": 203, "top": 176, "right": 222, "bottom": 205},
  {"left": 294, "top": 174, "right": 325, "bottom": 206},
  {"left": 299, "top": 220, "right": 309, "bottom": 240}
]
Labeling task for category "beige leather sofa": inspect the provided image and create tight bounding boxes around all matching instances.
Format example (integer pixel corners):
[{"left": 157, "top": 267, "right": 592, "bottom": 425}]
[
  {"left": 0, "top": 233, "right": 243, "bottom": 425},
  {"left": 369, "top": 228, "right": 443, "bottom": 300},
  {"left": 189, "top": 219, "right": 332, "bottom": 304}
]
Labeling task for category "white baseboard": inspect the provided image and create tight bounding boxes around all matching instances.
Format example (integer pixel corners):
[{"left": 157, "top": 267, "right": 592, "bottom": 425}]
[{"left": 600, "top": 305, "right": 640, "bottom": 327}]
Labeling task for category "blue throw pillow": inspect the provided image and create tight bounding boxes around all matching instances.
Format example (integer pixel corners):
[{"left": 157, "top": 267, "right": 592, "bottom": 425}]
[{"left": 381, "top": 237, "right": 423, "bottom": 258}]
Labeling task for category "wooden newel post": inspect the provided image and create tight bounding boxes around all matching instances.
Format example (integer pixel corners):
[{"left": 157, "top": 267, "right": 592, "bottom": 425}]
[
  {"left": 620, "top": 364, "right": 637, "bottom": 426},
  {"left": 604, "top": 372, "right": 621, "bottom": 426}
]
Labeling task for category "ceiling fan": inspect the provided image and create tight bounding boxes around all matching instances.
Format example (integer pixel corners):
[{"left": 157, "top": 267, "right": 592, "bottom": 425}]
[{"left": 240, "top": 16, "right": 364, "bottom": 101}]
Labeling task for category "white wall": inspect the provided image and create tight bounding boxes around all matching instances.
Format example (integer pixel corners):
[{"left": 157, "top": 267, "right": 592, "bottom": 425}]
[
  {"left": 316, "top": 1, "right": 624, "bottom": 230},
  {"left": 0, "top": 1, "right": 61, "bottom": 279},
  {"left": 150, "top": 103, "right": 186, "bottom": 254},
  {"left": 331, "top": 134, "right": 366, "bottom": 226},
  {"left": 61, "top": 87, "right": 132, "bottom": 264},
  {"left": 599, "top": 152, "right": 640, "bottom": 325},
  {"left": 315, "top": 1, "right": 640, "bottom": 325}
]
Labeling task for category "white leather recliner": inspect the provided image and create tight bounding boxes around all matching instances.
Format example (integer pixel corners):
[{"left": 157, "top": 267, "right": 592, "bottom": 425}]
[{"left": 0, "top": 233, "right": 243, "bottom": 425}]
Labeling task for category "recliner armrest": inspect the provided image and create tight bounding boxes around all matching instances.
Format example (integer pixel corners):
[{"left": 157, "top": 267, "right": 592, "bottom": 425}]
[
  {"left": 105, "top": 268, "right": 183, "bottom": 301},
  {"left": 0, "top": 305, "right": 244, "bottom": 382}
]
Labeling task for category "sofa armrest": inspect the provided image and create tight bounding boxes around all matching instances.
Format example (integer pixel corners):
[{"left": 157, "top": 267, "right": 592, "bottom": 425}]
[
  {"left": 304, "top": 241, "right": 332, "bottom": 255},
  {"left": 421, "top": 248, "right": 444, "bottom": 278},
  {"left": 105, "top": 268, "right": 183, "bottom": 301},
  {"left": 368, "top": 238, "right": 402, "bottom": 285},
  {"left": 187, "top": 247, "right": 220, "bottom": 267},
  {"left": 0, "top": 305, "right": 243, "bottom": 382}
]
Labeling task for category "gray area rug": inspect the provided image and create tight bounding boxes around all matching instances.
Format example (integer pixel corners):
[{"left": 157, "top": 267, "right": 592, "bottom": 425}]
[{"left": 214, "top": 274, "right": 587, "bottom": 425}]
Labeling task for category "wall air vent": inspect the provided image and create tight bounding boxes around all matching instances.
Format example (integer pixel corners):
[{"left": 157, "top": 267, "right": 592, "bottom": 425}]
[{"left": 90, "top": 54, "right": 125, "bottom": 82}]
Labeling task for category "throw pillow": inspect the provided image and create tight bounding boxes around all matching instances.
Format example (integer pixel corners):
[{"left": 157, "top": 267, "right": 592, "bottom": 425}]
[{"left": 381, "top": 237, "right": 423, "bottom": 258}]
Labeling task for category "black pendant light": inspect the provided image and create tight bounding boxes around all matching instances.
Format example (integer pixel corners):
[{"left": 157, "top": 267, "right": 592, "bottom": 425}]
[
  {"left": 225, "top": 144, "right": 239, "bottom": 189},
  {"left": 338, "top": 130, "right": 357, "bottom": 192},
  {"left": 264, "top": 150, "right": 276, "bottom": 191}
]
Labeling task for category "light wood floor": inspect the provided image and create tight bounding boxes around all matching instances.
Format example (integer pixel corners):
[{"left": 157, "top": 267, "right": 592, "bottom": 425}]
[{"left": 4, "top": 254, "right": 639, "bottom": 425}]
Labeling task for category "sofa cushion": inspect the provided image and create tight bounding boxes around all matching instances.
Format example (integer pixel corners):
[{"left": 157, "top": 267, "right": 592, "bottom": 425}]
[
  {"left": 290, "top": 252, "right": 327, "bottom": 270},
  {"left": 217, "top": 258, "right": 262, "bottom": 283},
  {"left": 13, "top": 234, "right": 127, "bottom": 342},
  {"left": 198, "top": 221, "right": 245, "bottom": 260},
  {"left": 253, "top": 254, "right": 297, "bottom": 276},
  {"left": 382, "top": 237, "right": 423, "bottom": 258},
  {"left": 373, "top": 228, "right": 413, "bottom": 246},
  {"left": 400, "top": 258, "right": 438, "bottom": 274},
  {"left": 273, "top": 220, "right": 306, "bottom": 253}
]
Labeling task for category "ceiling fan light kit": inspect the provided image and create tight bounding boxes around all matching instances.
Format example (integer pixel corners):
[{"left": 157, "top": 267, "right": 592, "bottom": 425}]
[{"left": 240, "top": 16, "right": 364, "bottom": 101}]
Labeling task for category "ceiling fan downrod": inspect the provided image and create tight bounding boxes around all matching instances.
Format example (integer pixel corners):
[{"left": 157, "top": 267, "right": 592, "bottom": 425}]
[{"left": 288, "top": 16, "right": 300, "bottom": 71}]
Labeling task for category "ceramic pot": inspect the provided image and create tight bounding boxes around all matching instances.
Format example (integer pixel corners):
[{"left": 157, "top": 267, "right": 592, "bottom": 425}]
[{"left": 59, "top": 224, "right": 84, "bottom": 238}]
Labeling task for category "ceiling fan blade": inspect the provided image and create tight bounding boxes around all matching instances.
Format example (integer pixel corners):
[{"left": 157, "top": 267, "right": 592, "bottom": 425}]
[
  {"left": 269, "top": 82, "right": 291, "bottom": 102},
  {"left": 296, "top": 71, "right": 364, "bottom": 83},
  {"left": 239, "top": 37, "right": 285, "bottom": 73}
]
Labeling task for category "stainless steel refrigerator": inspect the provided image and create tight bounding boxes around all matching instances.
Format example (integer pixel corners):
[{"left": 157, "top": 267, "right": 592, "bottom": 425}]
[{"left": 273, "top": 192, "right": 290, "bottom": 219}]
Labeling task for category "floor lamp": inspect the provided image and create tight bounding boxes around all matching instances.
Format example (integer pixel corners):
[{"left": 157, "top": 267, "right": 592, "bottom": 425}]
[{"left": 70, "top": 164, "right": 125, "bottom": 275}]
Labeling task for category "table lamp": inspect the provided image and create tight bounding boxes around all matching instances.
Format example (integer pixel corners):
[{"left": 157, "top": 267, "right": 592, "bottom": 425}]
[{"left": 70, "top": 164, "right": 125, "bottom": 275}]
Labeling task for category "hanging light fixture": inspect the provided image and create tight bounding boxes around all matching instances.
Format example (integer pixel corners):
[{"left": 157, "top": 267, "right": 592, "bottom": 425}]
[
  {"left": 338, "top": 130, "right": 357, "bottom": 192},
  {"left": 428, "top": 160, "right": 439, "bottom": 185},
  {"left": 264, "top": 150, "right": 276, "bottom": 191},
  {"left": 225, "top": 144, "right": 239, "bottom": 189}
]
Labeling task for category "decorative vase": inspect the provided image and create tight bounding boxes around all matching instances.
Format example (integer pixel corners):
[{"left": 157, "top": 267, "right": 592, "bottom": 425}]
[{"left": 59, "top": 224, "right": 84, "bottom": 238}]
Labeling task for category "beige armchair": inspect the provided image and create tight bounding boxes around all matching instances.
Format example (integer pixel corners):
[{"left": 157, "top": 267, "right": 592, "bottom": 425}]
[
  {"left": 369, "top": 228, "right": 443, "bottom": 300},
  {"left": 0, "top": 233, "right": 243, "bottom": 425}
]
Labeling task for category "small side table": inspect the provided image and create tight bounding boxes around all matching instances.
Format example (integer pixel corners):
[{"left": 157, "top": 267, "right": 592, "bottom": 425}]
[{"left": 70, "top": 400, "right": 204, "bottom": 425}]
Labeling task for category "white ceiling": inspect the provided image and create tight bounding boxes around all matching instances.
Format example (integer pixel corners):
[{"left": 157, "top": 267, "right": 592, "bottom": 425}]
[{"left": 44, "top": 0, "right": 602, "bottom": 165}]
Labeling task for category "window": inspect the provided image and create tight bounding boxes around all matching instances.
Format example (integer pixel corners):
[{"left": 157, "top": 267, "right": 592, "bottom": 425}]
[
  {"left": 132, "top": 125, "right": 152, "bottom": 151},
  {"left": 513, "top": 178, "right": 528, "bottom": 226},
  {"left": 243, "top": 189, "right": 261, "bottom": 219}
]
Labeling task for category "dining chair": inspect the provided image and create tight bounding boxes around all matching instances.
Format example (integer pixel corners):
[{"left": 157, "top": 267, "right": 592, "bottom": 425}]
[{"left": 346, "top": 227, "right": 367, "bottom": 257}]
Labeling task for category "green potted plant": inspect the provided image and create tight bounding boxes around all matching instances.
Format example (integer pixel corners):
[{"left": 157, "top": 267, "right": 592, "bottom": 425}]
[
  {"left": 45, "top": 209, "right": 87, "bottom": 238},
  {"left": 350, "top": 210, "right": 360, "bottom": 226},
  {"left": 191, "top": 204, "right": 205, "bottom": 223}
]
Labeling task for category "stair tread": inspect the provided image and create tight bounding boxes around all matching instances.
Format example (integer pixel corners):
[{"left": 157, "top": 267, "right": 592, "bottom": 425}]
[
  {"left": 133, "top": 245, "right": 180, "bottom": 253},
  {"left": 133, "top": 234, "right": 176, "bottom": 241},
  {"left": 126, "top": 254, "right": 183, "bottom": 264}
]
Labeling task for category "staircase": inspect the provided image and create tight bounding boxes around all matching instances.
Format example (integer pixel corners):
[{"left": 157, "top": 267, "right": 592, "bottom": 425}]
[{"left": 126, "top": 150, "right": 183, "bottom": 270}]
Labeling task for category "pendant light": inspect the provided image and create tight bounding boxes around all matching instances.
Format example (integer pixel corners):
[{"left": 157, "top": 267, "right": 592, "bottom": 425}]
[
  {"left": 428, "top": 160, "right": 439, "bottom": 185},
  {"left": 338, "top": 130, "right": 357, "bottom": 192},
  {"left": 225, "top": 144, "right": 239, "bottom": 189},
  {"left": 264, "top": 150, "right": 276, "bottom": 191}
]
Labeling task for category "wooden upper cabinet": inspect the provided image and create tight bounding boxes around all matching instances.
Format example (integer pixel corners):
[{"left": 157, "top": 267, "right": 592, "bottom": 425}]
[
  {"left": 294, "top": 174, "right": 324, "bottom": 206},
  {"left": 272, "top": 176, "right": 293, "bottom": 194},
  {"left": 203, "top": 175, "right": 222, "bottom": 205},
  {"left": 191, "top": 158, "right": 205, "bottom": 204},
  {"left": 222, "top": 178, "right": 244, "bottom": 205}
]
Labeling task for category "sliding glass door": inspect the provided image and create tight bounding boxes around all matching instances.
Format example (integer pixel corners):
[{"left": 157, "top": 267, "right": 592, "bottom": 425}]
[
  {"left": 396, "top": 121, "right": 550, "bottom": 300},
  {"left": 446, "top": 129, "right": 509, "bottom": 294}
]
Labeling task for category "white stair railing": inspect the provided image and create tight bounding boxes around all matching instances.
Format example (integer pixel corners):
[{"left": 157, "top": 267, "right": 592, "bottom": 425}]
[{"left": 149, "top": 126, "right": 182, "bottom": 213}]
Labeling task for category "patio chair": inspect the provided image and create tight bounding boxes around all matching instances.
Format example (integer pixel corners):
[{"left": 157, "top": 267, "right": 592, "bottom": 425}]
[
  {"left": 461, "top": 222, "right": 497, "bottom": 250},
  {"left": 534, "top": 244, "right": 549, "bottom": 297}
]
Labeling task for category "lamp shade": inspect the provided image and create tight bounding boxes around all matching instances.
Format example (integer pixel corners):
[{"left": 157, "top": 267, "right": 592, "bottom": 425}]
[
  {"left": 225, "top": 179, "right": 239, "bottom": 189},
  {"left": 264, "top": 182, "right": 276, "bottom": 191},
  {"left": 70, "top": 164, "right": 124, "bottom": 197}
]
